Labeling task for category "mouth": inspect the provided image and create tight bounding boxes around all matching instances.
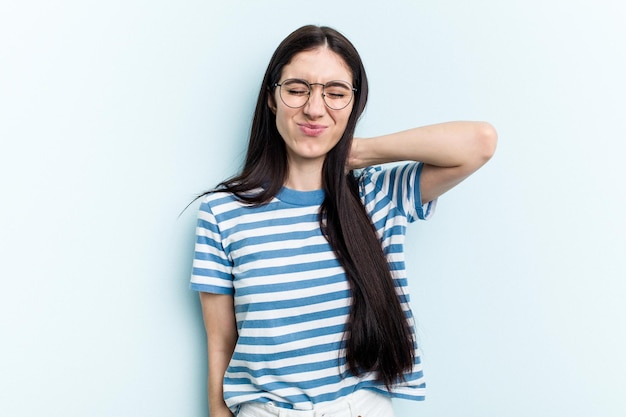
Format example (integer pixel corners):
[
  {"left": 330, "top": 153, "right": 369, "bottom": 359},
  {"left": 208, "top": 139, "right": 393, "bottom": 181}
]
[{"left": 298, "top": 123, "right": 327, "bottom": 137}]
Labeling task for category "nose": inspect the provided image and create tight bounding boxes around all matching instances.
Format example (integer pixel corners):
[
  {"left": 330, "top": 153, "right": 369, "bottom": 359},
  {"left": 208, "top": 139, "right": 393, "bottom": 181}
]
[{"left": 303, "top": 85, "right": 326, "bottom": 118}]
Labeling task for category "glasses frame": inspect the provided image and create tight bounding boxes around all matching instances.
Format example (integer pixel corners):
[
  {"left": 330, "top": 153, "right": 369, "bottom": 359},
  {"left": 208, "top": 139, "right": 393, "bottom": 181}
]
[{"left": 273, "top": 78, "right": 357, "bottom": 110}]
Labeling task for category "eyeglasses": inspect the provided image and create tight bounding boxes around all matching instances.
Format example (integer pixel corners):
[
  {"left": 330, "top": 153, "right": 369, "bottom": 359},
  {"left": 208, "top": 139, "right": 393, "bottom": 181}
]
[{"left": 274, "top": 78, "right": 357, "bottom": 110}]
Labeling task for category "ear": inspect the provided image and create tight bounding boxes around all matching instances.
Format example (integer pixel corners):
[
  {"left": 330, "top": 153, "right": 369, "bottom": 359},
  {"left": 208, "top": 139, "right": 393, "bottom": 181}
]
[{"left": 267, "top": 89, "right": 277, "bottom": 114}]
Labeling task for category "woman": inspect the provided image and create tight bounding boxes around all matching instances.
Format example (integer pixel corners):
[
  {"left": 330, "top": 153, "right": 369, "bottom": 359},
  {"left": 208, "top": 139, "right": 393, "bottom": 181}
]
[{"left": 190, "top": 25, "right": 497, "bottom": 417}]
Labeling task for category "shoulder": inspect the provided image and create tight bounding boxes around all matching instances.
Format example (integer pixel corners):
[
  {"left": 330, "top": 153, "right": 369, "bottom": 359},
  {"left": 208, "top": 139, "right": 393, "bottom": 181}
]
[
  {"left": 199, "top": 188, "right": 266, "bottom": 212},
  {"left": 199, "top": 190, "right": 238, "bottom": 206},
  {"left": 358, "top": 162, "right": 434, "bottom": 221},
  {"left": 358, "top": 162, "right": 422, "bottom": 193}
]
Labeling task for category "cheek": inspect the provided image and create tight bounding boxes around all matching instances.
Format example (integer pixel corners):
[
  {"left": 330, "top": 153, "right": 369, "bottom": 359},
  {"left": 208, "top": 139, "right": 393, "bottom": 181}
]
[
  {"left": 334, "top": 109, "right": 352, "bottom": 133},
  {"left": 274, "top": 107, "right": 291, "bottom": 139}
]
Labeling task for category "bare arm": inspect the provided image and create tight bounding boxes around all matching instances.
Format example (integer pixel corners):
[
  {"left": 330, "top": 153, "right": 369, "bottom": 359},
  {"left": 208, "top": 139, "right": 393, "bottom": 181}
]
[
  {"left": 199, "top": 292, "right": 238, "bottom": 417},
  {"left": 349, "top": 121, "right": 497, "bottom": 204}
]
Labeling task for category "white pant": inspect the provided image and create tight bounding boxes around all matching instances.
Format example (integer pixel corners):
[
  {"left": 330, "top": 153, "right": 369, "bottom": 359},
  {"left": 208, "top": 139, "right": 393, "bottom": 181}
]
[{"left": 236, "top": 389, "right": 395, "bottom": 417}]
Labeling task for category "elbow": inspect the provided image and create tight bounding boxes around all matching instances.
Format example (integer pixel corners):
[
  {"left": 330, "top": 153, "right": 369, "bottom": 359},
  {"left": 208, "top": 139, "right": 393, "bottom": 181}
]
[{"left": 474, "top": 122, "right": 498, "bottom": 165}]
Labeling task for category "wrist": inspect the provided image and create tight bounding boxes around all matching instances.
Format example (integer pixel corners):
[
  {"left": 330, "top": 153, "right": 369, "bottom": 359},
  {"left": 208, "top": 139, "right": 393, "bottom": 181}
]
[{"left": 209, "top": 402, "right": 233, "bottom": 417}]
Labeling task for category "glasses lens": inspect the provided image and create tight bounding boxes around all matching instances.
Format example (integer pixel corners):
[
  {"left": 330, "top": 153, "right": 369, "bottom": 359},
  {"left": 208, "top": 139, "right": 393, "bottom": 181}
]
[
  {"left": 280, "top": 80, "right": 310, "bottom": 108},
  {"left": 323, "top": 81, "right": 354, "bottom": 110}
]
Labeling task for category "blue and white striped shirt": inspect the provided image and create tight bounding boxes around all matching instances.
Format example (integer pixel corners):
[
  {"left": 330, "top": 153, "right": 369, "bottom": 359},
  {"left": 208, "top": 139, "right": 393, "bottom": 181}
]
[{"left": 190, "top": 162, "right": 436, "bottom": 411}]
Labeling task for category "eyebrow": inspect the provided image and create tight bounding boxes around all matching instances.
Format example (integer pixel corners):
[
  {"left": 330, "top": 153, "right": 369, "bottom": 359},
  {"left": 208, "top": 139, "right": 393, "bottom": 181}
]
[{"left": 280, "top": 77, "right": 354, "bottom": 86}]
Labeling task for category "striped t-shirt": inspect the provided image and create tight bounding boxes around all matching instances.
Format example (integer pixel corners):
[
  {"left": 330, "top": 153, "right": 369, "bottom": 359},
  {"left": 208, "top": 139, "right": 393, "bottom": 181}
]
[{"left": 190, "top": 162, "right": 436, "bottom": 412}]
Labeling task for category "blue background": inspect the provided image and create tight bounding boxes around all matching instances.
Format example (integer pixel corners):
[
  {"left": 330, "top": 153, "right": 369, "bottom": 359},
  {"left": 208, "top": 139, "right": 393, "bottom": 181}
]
[{"left": 1, "top": 1, "right": 625, "bottom": 416}]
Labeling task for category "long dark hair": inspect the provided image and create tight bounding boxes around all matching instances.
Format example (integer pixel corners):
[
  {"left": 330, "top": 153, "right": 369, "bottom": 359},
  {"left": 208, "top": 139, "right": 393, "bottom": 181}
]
[{"left": 217, "top": 25, "right": 414, "bottom": 388}]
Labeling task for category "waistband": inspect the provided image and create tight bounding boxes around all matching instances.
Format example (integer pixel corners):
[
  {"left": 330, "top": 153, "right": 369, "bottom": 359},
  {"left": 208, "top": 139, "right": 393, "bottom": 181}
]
[{"left": 237, "top": 389, "right": 393, "bottom": 417}]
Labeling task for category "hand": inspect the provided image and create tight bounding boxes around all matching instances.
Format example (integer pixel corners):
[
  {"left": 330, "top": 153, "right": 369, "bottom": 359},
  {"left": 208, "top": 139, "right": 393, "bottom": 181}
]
[{"left": 347, "top": 137, "right": 367, "bottom": 170}]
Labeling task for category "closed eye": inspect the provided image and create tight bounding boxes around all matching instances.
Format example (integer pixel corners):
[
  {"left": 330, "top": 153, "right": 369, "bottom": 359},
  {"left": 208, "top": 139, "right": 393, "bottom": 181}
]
[{"left": 286, "top": 89, "right": 309, "bottom": 96}]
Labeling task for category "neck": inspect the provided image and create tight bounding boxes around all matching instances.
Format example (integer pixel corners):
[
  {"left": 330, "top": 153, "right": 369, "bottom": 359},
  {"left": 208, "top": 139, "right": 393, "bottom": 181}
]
[{"left": 285, "top": 157, "right": 324, "bottom": 191}]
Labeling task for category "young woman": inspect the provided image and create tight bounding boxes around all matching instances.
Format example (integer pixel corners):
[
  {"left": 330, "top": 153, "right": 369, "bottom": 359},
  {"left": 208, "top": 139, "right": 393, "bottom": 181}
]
[{"left": 190, "top": 25, "right": 497, "bottom": 417}]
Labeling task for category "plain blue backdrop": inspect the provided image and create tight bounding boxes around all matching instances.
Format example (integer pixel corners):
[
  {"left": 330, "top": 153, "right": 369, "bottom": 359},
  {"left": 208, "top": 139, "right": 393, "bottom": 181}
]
[{"left": 1, "top": 0, "right": 625, "bottom": 416}]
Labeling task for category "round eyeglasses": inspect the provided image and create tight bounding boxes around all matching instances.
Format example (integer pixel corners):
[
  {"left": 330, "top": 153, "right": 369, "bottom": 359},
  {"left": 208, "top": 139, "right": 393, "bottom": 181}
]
[{"left": 274, "top": 79, "right": 357, "bottom": 110}]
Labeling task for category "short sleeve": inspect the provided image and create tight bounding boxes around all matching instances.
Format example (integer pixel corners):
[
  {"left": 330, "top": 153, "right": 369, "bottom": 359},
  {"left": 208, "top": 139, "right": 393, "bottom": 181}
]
[
  {"left": 359, "top": 162, "right": 437, "bottom": 222},
  {"left": 189, "top": 198, "right": 234, "bottom": 294}
]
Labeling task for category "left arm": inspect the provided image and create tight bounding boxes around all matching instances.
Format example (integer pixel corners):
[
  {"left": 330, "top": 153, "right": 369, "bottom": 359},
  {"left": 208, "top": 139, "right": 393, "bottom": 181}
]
[{"left": 349, "top": 121, "right": 497, "bottom": 204}]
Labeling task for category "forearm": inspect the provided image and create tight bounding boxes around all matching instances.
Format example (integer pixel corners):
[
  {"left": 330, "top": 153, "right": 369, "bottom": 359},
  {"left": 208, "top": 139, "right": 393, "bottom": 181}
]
[
  {"left": 200, "top": 292, "right": 238, "bottom": 417},
  {"left": 350, "top": 121, "right": 497, "bottom": 170},
  {"left": 208, "top": 349, "right": 235, "bottom": 416}
]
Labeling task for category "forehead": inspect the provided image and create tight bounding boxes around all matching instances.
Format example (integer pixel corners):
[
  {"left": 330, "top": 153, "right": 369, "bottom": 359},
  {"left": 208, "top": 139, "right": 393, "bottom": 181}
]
[{"left": 281, "top": 47, "right": 352, "bottom": 84}]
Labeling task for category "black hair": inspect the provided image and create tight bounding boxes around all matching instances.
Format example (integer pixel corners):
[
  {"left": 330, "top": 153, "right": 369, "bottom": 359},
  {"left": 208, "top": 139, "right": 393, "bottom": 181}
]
[{"left": 213, "top": 25, "right": 414, "bottom": 389}]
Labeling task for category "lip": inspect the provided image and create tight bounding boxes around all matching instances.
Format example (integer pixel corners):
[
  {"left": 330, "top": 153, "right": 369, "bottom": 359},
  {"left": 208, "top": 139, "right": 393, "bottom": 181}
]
[{"left": 298, "top": 123, "right": 327, "bottom": 137}]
